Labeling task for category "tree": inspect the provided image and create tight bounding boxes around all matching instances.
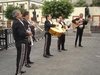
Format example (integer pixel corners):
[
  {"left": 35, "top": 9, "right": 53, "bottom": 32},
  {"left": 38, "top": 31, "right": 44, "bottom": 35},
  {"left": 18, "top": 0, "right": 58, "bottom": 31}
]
[
  {"left": 74, "top": 0, "right": 87, "bottom": 7},
  {"left": 92, "top": 0, "right": 100, "bottom": 6},
  {"left": 42, "top": 0, "right": 74, "bottom": 19},
  {"left": 4, "top": 6, "right": 25, "bottom": 20}
]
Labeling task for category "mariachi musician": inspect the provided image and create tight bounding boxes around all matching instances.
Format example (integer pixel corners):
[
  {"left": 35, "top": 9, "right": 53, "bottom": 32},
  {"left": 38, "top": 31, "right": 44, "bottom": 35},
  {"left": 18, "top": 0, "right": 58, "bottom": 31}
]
[
  {"left": 22, "top": 11, "right": 35, "bottom": 68},
  {"left": 57, "top": 16, "right": 67, "bottom": 52},
  {"left": 12, "top": 10, "right": 33, "bottom": 75},
  {"left": 43, "top": 14, "right": 57, "bottom": 58},
  {"left": 72, "top": 13, "right": 88, "bottom": 47}
]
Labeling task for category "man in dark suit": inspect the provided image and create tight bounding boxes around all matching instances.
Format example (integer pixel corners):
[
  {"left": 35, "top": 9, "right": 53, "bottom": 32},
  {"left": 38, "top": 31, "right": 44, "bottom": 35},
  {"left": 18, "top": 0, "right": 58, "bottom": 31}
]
[
  {"left": 43, "top": 14, "right": 56, "bottom": 58},
  {"left": 12, "top": 10, "right": 32, "bottom": 75},
  {"left": 22, "top": 11, "right": 36, "bottom": 68},
  {"left": 72, "top": 13, "right": 88, "bottom": 47},
  {"left": 57, "top": 16, "right": 67, "bottom": 52}
]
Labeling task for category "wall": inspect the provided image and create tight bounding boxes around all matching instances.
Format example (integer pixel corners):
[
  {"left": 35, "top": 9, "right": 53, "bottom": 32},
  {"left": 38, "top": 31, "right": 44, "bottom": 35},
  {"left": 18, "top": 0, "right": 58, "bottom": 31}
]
[
  {"left": 40, "top": 7, "right": 100, "bottom": 26},
  {"left": 0, "top": 2, "right": 100, "bottom": 26}
]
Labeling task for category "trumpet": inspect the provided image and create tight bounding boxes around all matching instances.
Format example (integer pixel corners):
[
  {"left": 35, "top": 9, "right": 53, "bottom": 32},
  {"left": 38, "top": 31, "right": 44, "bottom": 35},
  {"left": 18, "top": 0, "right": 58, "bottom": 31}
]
[
  {"left": 36, "top": 25, "right": 44, "bottom": 32},
  {"left": 30, "top": 21, "right": 44, "bottom": 32}
]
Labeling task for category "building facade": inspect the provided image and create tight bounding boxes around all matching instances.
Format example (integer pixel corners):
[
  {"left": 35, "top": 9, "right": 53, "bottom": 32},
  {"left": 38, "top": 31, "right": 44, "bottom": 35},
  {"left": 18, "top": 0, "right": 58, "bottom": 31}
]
[
  {"left": 0, "top": 0, "right": 100, "bottom": 26},
  {"left": 0, "top": 0, "right": 43, "bottom": 20},
  {"left": 69, "top": 0, "right": 92, "bottom": 4}
]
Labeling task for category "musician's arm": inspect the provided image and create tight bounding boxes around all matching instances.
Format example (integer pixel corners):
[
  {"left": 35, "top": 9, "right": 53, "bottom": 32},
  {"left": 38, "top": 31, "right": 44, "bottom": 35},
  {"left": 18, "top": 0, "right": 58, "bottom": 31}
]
[
  {"left": 30, "top": 26, "right": 35, "bottom": 36},
  {"left": 72, "top": 19, "right": 76, "bottom": 24},
  {"left": 45, "top": 21, "right": 56, "bottom": 27}
]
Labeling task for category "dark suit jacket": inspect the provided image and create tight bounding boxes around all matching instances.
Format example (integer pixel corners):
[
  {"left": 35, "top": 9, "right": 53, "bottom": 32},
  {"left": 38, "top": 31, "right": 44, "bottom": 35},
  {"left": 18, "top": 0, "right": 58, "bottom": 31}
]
[
  {"left": 72, "top": 18, "right": 88, "bottom": 29},
  {"left": 22, "top": 18, "right": 35, "bottom": 35},
  {"left": 44, "top": 20, "right": 56, "bottom": 32},
  {"left": 12, "top": 18, "right": 29, "bottom": 43}
]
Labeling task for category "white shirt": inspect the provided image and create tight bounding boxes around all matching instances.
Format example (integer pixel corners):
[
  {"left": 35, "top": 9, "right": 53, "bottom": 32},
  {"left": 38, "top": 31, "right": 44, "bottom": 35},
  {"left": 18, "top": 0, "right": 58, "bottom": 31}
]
[
  {"left": 79, "top": 18, "right": 83, "bottom": 28},
  {"left": 61, "top": 22, "right": 64, "bottom": 25},
  {"left": 48, "top": 20, "right": 53, "bottom": 24}
]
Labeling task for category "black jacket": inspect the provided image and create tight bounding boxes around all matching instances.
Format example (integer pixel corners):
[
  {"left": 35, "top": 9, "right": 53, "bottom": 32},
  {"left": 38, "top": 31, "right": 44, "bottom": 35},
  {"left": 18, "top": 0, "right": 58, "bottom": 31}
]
[
  {"left": 72, "top": 18, "right": 88, "bottom": 29},
  {"left": 44, "top": 20, "right": 56, "bottom": 32},
  {"left": 22, "top": 18, "right": 35, "bottom": 35},
  {"left": 12, "top": 18, "right": 29, "bottom": 42}
]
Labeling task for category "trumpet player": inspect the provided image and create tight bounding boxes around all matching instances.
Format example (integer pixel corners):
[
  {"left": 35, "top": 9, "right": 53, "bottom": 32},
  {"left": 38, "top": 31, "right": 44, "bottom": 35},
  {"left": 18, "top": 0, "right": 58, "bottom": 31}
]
[
  {"left": 22, "top": 11, "right": 35, "bottom": 68},
  {"left": 12, "top": 10, "right": 33, "bottom": 75}
]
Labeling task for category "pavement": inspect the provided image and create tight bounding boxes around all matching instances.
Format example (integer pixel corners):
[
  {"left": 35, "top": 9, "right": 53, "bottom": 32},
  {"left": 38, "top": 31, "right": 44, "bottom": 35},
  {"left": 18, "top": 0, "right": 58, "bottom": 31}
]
[{"left": 0, "top": 33, "right": 100, "bottom": 75}]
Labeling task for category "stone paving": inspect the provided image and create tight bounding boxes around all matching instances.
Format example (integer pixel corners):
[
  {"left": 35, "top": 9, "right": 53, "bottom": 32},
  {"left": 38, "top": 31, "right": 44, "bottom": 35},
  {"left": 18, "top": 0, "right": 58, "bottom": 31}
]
[{"left": 0, "top": 33, "right": 100, "bottom": 75}]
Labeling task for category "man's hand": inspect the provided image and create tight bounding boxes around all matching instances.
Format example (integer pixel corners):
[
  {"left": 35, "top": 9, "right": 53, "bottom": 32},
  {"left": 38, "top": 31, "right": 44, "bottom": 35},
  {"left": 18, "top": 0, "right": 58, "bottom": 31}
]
[
  {"left": 32, "top": 23, "right": 37, "bottom": 27},
  {"left": 27, "top": 31, "right": 33, "bottom": 36},
  {"left": 56, "top": 24, "right": 59, "bottom": 27}
]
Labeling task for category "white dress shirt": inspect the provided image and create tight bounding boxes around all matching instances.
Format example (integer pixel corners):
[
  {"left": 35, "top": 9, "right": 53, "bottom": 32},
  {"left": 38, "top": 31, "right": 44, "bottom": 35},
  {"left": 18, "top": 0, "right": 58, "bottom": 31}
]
[
  {"left": 48, "top": 20, "right": 53, "bottom": 24},
  {"left": 79, "top": 18, "right": 83, "bottom": 28}
]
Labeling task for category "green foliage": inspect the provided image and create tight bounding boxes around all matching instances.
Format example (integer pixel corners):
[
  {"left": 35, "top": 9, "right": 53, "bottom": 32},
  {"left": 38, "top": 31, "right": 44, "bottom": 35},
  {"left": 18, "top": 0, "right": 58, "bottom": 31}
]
[
  {"left": 92, "top": 0, "right": 100, "bottom": 6},
  {"left": 4, "top": 6, "right": 25, "bottom": 20},
  {"left": 42, "top": 0, "right": 74, "bottom": 19},
  {"left": 89, "top": 4, "right": 94, "bottom": 7},
  {"left": 74, "top": 0, "right": 87, "bottom": 7}
]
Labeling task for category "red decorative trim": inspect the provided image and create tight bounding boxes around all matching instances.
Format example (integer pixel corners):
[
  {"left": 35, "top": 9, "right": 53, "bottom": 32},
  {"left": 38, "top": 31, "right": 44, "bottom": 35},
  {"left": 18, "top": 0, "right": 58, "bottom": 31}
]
[
  {"left": 72, "top": 16, "right": 79, "bottom": 20},
  {"left": 41, "top": 16, "right": 45, "bottom": 24},
  {"left": 92, "top": 15, "right": 100, "bottom": 26}
]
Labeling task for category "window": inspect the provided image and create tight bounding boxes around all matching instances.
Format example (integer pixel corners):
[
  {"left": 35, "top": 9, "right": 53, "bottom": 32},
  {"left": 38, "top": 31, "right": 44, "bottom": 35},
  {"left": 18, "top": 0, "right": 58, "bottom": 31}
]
[
  {"left": 8, "top": 5, "right": 13, "bottom": 7},
  {"left": 0, "top": 6, "right": 3, "bottom": 13},
  {"left": 20, "top": 4, "right": 24, "bottom": 8}
]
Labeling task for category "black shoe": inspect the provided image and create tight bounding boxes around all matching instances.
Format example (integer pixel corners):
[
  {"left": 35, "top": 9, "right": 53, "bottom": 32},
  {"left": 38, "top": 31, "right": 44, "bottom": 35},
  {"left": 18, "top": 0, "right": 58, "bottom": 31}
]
[
  {"left": 62, "top": 49, "right": 67, "bottom": 51},
  {"left": 25, "top": 64, "right": 31, "bottom": 68},
  {"left": 58, "top": 50, "right": 61, "bottom": 52},
  {"left": 15, "top": 73, "right": 21, "bottom": 75},
  {"left": 79, "top": 45, "right": 83, "bottom": 47},
  {"left": 21, "top": 70, "right": 26, "bottom": 74},
  {"left": 58, "top": 49, "right": 61, "bottom": 52},
  {"left": 75, "top": 45, "right": 77, "bottom": 48},
  {"left": 48, "top": 54, "right": 53, "bottom": 56},
  {"left": 43, "top": 55, "right": 50, "bottom": 58},
  {"left": 28, "top": 61, "right": 34, "bottom": 64}
]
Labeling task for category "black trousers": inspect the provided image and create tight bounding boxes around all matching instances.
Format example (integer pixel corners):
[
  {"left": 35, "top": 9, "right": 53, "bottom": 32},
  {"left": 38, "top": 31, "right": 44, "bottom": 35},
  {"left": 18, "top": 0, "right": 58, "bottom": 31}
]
[
  {"left": 44, "top": 33, "right": 51, "bottom": 55},
  {"left": 58, "top": 34, "right": 65, "bottom": 50},
  {"left": 15, "top": 41, "right": 26, "bottom": 74},
  {"left": 26, "top": 42, "right": 31, "bottom": 64},
  {"left": 75, "top": 28, "right": 84, "bottom": 46}
]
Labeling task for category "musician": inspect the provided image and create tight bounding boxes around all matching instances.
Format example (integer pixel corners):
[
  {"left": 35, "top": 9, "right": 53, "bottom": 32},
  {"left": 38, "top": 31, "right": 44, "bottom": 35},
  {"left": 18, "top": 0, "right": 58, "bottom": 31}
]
[
  {"left": 57, "top": 16, "right": 67, "bottom": 52},
  {"left": 43, "top": 14, "right": 56, "bottom": 58},
  {"left": 22, "top": 11, "right": 36, "bottom": 68},
  {"left": 72, "top": 13, "right": 88, "bottom": 47},
  {"left": 12, "top": 10, "right": 32, "bottom": 75}
]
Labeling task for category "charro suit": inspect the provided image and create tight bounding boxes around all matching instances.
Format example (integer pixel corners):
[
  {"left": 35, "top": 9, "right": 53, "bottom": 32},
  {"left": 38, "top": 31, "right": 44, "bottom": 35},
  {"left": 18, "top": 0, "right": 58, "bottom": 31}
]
[
  {"left": 44, "top": 20, "right": 56, "bottom": 56},
  {"left": 72, "top": 18, "right": 88, "bottom": 46},
  {"left": 58, "top": 22, "right": 66, "bottom": 51},
  {"left": 22, "top": 18, "right": 34, "bottom": 64},
  {"left": 12, "top": 18, "right": 29, "bottom": 75}
]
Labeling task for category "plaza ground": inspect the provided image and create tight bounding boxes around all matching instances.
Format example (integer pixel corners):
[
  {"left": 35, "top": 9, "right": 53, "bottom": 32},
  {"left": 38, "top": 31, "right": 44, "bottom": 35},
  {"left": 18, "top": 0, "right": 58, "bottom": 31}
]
[{"left": 0, "top": 33, "right": 100, "bottom": 75}]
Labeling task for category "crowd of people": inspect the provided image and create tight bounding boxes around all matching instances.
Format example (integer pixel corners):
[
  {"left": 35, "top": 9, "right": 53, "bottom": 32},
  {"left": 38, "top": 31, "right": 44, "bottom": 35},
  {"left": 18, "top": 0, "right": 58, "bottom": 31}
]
[{"left": 12, "top": 9, "right": 88, "bottom": 75}]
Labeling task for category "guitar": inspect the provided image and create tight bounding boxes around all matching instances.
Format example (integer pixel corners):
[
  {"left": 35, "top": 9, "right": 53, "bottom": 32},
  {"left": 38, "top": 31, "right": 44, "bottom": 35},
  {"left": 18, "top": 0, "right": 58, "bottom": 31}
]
[{"left": 71, "top": 18, "right": 89, "bottom": 29}]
